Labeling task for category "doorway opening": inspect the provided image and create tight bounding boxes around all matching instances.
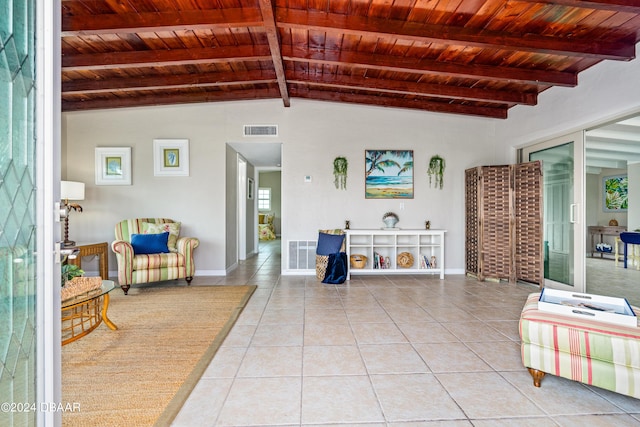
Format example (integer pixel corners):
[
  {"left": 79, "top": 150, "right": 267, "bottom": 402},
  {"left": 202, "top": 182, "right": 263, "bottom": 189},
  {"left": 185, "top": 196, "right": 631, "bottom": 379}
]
[
  {"left": 584, "top": 115, "right": 640, "bottom": 305},
  {"left": 228, "top": 142, "right": 282, "bottom": 266}
]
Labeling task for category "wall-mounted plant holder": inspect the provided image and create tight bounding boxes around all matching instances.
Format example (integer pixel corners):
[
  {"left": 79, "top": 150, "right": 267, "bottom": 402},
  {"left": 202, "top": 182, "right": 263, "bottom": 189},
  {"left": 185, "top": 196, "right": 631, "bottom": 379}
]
[
  {"left": 428, "top": 155, "right": 445, "bottom": 189},
  {"left": 333, "top": 156, "right": 348, "bottom": 189}
]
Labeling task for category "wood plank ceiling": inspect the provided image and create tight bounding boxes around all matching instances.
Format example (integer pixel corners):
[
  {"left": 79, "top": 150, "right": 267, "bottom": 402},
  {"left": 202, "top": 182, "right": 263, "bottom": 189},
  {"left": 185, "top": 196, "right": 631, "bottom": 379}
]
[{"left": 61, "top": 0, "right": 640, "bottom": 119}]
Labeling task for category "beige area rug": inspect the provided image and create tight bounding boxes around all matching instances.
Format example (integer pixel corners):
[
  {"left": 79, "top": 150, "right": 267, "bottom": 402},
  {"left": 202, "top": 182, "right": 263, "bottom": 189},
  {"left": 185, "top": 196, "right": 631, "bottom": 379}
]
[{"left": 62, "top": 283, "right": 256, "bottom": 427}]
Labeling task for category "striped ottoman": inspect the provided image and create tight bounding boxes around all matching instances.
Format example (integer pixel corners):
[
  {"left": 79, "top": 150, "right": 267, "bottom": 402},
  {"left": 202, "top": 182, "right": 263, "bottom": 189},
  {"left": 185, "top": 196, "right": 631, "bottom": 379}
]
[{"left": 519, "top": 292, "right": 640, "bottom": 399}]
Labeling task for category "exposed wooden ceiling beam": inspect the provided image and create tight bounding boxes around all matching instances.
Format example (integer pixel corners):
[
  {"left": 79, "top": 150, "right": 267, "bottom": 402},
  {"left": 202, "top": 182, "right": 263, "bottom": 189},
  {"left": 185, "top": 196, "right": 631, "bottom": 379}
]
[
  {"left": 61, "top": 6, "right": 637, "bottom": 62},
  {"left": 516, "top": 0, "right": 640, "bottom": 14},
  {"left": 259, "top": 0, "right": 290, "bottom": 107},
  {"left": 62, "top": 87, "right": 282, "bottom": 111},
  {"left": 62, "top": 45, "right": 272, "bottom": 71},
  {"left": 288, "top": 87, "right": 508, "bottom": 119},
  {"left": 277, "top": 9, "right": 636, "bottom": 61},
  {"left": 287, "top": 71, "right": 537, "bottom": 105},
  {"left": 58, "top": 1, "right": 640, "bottom": 117},
  {"left": 62, "top": 70, "right": 277, "bottom": 94},
  {"left": 61, "top": 67, "right": 535, "bottom": 106},
  {"left": 61, "top": 8, "right": 264, "bottom": 36},
  {"left": 282, "top": 46, "right": 577, "bottom": 86}
]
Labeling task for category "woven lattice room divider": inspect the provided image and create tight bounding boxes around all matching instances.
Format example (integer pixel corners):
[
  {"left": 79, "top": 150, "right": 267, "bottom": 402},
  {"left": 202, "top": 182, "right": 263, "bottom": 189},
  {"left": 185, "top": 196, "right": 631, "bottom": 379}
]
[
  {"left": 514, "top": 162, "right": 544, "bottom": 285},
  {"left": 465, "top": 162, "right": 543, "bottom": 286},
  {"left": 465, "top": 168, "right": 479, "bottom": 277}
]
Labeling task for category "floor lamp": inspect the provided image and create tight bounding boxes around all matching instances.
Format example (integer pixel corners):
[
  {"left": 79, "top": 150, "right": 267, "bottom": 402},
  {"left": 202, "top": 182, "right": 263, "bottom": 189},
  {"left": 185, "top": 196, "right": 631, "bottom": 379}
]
[{"left": 61, "top": 180, "right": 85, "bottom": 247}]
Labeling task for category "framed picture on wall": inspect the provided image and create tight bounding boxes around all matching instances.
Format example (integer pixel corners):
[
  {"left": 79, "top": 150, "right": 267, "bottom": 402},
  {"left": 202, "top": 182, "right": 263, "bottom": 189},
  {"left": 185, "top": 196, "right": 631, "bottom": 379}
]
[
  {"left": 95, "top": 147, "right": 132, "bottom": 185},
  {"left": 365, "top": 150, "right": 414, "bottom": 199},
  {"left": 153, "top": 139, "right": 190, "bottom": 176},
  {"left": 603, "top": 174, "right": 628, "bottom": 212}
]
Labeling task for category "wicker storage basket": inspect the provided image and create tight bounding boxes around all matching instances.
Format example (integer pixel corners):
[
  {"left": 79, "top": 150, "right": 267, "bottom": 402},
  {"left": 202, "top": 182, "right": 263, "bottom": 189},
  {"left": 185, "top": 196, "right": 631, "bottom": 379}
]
[
  {"left": 350, "top": 254, "right": 367, "bottom": 269},
  {"left": 61, "top": 276, "right": 103, "bottom": 301},
  {"left": 397, "top": 252, "right": 414, "bottom": 268}
]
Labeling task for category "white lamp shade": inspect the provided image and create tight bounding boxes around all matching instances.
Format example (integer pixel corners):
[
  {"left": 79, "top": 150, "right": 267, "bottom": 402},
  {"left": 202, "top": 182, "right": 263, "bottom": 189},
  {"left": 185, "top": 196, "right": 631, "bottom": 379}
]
[{"left": 61, "top": 181, "right": 85, "bottom": 201}]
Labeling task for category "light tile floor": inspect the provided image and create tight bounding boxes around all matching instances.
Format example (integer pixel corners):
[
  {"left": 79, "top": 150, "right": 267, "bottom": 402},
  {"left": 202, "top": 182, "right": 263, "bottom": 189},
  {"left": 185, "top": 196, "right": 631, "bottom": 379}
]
[
  {"left": 172, "top": 240, "right": 640, "bottom": 426},
  {"left": 586, "top": 256, "right": 640, "bottom": 307}
]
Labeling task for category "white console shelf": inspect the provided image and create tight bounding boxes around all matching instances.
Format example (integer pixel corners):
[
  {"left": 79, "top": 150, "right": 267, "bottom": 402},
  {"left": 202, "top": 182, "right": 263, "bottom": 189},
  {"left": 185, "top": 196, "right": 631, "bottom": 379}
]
[{"left": 345, "top": 229, "right": 446, "bottom": 279}]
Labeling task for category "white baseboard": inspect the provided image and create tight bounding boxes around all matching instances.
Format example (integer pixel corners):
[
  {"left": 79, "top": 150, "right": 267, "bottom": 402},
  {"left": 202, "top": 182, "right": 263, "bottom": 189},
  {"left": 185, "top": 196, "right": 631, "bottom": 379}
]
[
  {"left": 195, "top": 270, "right": 227, "bottom": 276},
  {"left": 281, "top": 269, "right": 316, "bottom": 276},
  {"left": 94, "top": 269, "right": 228, "bottom": 278}
]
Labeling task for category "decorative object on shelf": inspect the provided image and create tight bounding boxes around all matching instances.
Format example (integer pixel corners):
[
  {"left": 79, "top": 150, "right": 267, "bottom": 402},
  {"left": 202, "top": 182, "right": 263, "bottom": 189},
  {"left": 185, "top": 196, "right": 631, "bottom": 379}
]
[
  {"left": 430, "top": 256, "right": 437, "bottom": 269},
  {"left": 609, "top": 219, "right": 619, "bottom": 226},
  {"left": 397, "top": 252, "right": 414, "bottom": 268},
  {"left": 350, "top": 254, "right": 367, "bottom": 269},
  {"left": 333, "top": 156, "right": 348, "bottom": 189},
  {"left": 596, "top": 243, "right": 613, "bottom": 253},
  {"left": 382, "top": 212, "right": 399, "bottom": 228},
  {"left": 61, "top": 180, "right": 85, "bottom": 247},
  {"left": 365, "top": 150, "right": 414, "bottom": 199},
  {"left": 427, "top": 155, "right": 446, "bottom": 189},
  {"left": 425, "top": 220, "right": 431, "bottom": 230},
  {"left": 345, "top": 220, "right": 350, "bottom": 230}
]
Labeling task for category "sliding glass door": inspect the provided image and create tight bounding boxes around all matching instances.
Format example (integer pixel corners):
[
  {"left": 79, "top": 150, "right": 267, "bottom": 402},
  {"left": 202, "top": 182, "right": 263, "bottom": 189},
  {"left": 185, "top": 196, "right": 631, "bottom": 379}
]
[
  {"left": 1, "top": 2, "right": 39, "bottom": 425},
  {"left": 1, "top": 1, "right": 62, "bottom": 425},
  {"left": 523, "top": 132, "right": 585, "bottom": 292}
]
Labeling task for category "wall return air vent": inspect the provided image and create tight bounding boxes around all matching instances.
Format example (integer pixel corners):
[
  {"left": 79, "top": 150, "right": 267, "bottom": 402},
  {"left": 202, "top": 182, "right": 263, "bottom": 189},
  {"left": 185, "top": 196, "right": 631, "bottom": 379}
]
[{"left": 243, "top": 125, "right": 278, "bottom": 137}]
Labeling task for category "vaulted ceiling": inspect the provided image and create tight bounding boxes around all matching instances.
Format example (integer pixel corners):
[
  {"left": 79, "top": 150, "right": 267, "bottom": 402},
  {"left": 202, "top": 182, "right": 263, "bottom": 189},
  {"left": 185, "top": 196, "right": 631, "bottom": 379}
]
[{"left": 61, "top": 0, "right": 640, "bottom": 119}]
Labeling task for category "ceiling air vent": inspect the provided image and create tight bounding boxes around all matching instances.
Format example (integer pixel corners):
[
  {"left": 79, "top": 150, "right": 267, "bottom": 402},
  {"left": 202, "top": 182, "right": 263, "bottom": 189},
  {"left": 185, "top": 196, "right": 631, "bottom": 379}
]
[{"left": 243, "top": 125, "right": 278, "bottom": 137}]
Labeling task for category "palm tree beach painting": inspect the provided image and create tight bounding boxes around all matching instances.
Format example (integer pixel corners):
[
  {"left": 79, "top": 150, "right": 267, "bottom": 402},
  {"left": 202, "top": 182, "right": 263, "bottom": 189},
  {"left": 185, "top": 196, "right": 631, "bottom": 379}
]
[{"left": 365, "top": 150, "right": 414, "bottom": 199}]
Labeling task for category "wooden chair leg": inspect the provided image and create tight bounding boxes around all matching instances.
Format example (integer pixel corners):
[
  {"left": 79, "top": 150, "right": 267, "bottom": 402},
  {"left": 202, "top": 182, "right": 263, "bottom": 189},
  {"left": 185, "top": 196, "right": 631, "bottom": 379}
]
[
  {"left": 527, "top": 368, "right": 546, "bottom": 387},
  {"left": 186, "top": 276, "right": 193, "bottom": 285}
]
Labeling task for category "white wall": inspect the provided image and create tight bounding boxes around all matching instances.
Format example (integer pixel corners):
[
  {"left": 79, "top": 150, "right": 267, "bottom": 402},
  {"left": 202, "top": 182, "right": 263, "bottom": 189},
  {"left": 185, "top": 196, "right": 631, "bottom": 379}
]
[
  {"left": 225, "top": 144, "right": 237, "bottom": 271},
  {"left": 63, "top": 43, "right": 640, "bottom": 276},
  {"left": 495, "top": 43, "right": 640, "bottom": 153},
  {"left": 63, "top": 99, "right": 497, "bottom": 275}
]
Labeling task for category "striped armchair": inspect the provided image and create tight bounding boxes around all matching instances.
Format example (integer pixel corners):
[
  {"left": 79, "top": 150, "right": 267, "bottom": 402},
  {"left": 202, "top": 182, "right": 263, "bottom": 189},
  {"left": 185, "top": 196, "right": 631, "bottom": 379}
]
[{"left": 111, "top": 218, "right": 199, "bottom": 295}]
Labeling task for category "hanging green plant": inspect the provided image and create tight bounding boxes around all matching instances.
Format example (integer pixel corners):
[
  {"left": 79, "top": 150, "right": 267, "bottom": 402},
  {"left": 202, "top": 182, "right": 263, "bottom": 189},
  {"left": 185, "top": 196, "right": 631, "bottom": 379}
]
[
  {"left": 427, "top": 155, "right": 445, "bottom": 189},
  {"left": 333, "top": 156, "right": 348, "bottom": 190}
]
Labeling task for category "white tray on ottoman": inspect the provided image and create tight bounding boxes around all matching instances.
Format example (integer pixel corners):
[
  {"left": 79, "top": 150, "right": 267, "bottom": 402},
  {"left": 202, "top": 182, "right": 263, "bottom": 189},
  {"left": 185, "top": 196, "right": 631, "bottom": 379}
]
[{"left": 538, "top": 288, "right": 636, "bottom": 327}]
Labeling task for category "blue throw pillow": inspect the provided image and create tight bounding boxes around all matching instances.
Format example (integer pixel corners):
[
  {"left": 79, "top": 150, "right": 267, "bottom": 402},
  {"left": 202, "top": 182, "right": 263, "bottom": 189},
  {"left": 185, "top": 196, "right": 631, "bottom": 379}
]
[
  {"left": 131, "top": 232, "right": 170, "bottom": 255},
  {"left": 316, "top": 232, "right": 345, "bottom": 255}
]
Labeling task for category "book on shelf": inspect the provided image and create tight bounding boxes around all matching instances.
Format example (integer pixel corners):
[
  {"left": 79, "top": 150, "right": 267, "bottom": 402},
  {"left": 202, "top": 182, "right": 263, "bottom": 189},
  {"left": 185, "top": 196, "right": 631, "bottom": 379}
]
[
  {"left": 420, "top": 255, "right": 431, "bottom": 269},
  {"left": 373, "top": 252, "right": 389, "bottom": 269}
]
